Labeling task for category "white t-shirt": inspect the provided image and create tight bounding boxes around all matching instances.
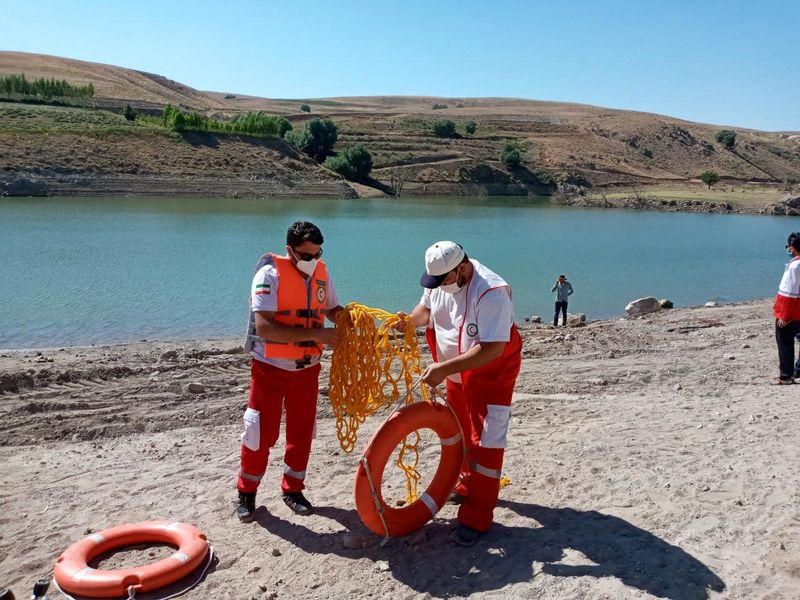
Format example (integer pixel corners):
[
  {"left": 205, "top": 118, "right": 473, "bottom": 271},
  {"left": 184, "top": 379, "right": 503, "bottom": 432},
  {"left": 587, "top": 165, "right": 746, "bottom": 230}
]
[
  {"left": 250, "top": 263, "right": 340, "bottom": 370},
  {"left": 421, "top": 260, "right": 514, "bottom": 383}
]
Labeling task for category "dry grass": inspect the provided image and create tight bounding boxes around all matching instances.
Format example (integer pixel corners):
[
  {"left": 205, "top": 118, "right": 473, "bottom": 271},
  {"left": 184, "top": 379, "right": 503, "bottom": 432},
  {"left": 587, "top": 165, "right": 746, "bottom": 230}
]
[{"left": 2, "top": 51, "right": 799, "bottom": 201}]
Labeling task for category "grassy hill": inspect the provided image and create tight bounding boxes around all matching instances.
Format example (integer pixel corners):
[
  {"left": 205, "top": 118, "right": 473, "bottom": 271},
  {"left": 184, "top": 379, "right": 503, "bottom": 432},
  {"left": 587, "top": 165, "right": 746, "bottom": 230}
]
[{"left": 2, "top": 52, "right": 799, "bottom": 207}]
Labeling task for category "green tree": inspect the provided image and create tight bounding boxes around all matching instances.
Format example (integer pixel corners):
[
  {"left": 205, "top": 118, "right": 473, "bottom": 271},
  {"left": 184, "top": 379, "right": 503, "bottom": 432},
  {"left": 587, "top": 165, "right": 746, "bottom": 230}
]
[
  {"left": 172, "top": 111, "right": 186, "bottom": 131},
  {"left": 715, "top": 130, "right": 737, "bottom": 150},
  {"left": 699, "top": 170, "right": 720, "bottom": 189},
  {"left": 465, "top": 120, "right": 477, "bottom": 135},
  {"left": 123, "top": 104, "right": 136, "bottom": 121},
  {"left": 324, "top": 144, "right": 373, "bottom": 181},
  {"left": 500, "top": 143, "right": 522, "bottom": 169},
  {"left": 287, "top": 118, "right": 338, "bottom": 161},
  {"left": 432, "top": 119, "right": 457, "bottom": 138},
  {"left": 300, "top": 103, "right": 311, "bottom": 113},
  {"left": 163, "top": 104, "right": 179, "bottom": 128}
]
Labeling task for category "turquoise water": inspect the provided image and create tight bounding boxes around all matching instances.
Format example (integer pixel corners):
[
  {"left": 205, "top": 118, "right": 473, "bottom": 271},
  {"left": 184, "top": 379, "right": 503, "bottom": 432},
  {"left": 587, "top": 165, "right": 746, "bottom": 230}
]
[{"left": 0, "top": 195, "right": 795, "bottom": 349}]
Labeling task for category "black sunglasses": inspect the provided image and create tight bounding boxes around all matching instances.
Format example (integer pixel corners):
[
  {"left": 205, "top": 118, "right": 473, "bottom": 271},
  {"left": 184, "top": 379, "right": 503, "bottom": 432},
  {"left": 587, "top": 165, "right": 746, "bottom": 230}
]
[{"left": 292, "top": 248, "right": 323, "bottom": 261}]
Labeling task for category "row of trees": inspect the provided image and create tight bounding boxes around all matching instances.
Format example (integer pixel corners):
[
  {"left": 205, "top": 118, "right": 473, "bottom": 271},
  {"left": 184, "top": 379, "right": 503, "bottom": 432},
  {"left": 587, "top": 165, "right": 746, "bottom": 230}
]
[
  {"left": 162, "top": 104, "right": 291, "bottom": 137},
  {"left": 0, "top": 73, "right": 94, "bottom": 98}
]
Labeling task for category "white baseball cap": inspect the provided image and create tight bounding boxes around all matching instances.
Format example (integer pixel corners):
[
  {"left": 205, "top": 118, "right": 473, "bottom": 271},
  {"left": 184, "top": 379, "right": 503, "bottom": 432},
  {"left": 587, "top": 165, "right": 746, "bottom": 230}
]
[{"left": 420, "top": 241, "right": 467, "bottom": 288}]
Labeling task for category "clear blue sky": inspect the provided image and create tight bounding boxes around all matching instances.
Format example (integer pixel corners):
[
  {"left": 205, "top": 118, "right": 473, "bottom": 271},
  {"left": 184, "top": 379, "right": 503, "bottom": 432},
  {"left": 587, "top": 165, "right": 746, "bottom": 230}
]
[{"left": 3, "top": 0, "right": 798, "bottom": 130}]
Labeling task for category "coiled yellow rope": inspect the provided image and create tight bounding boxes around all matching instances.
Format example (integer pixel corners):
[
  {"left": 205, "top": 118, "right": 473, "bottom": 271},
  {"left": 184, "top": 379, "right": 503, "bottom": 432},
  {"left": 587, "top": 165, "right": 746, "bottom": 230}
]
[{"left": 330, "top": 302, "right": 430, "bottom": 502}]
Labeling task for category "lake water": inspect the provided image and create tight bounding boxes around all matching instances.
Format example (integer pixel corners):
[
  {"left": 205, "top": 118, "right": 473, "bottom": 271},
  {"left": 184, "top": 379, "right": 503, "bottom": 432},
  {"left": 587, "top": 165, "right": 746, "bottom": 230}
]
[{"left": 1, "top": 195, "right": 795, "bottom": 349}]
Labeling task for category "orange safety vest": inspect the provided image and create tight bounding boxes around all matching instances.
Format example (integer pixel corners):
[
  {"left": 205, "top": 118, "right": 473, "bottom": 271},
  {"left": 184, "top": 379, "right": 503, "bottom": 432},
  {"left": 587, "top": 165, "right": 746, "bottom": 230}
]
[{"left": 246, "top": 253, "right": 329, "bottom": 364}]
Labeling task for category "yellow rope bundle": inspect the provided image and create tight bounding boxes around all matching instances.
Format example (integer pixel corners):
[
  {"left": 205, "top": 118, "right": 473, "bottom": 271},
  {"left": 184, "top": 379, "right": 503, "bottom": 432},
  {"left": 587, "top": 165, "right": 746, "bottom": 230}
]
[{"left": 329, "top": 302, "right": 430, "bottom": 502}]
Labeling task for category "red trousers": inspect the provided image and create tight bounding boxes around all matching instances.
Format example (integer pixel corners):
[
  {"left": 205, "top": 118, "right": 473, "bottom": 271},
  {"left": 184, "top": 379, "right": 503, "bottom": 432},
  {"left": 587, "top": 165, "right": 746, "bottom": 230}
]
[
  {"left": 445, "top": 331, "right": 522, "bottom": 531},
  {"left": 237, "top": 359, "right": 320, "bottom": 494}
]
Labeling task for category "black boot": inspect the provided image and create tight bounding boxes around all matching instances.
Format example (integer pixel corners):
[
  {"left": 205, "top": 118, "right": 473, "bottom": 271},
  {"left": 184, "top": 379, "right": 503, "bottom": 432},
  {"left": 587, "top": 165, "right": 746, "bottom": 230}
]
[
  {"left": 282, "top": 491, "right": 314, "bottom": 516},
  {"left": 236, "top": 491, "right": 256, "bottom": 523}
]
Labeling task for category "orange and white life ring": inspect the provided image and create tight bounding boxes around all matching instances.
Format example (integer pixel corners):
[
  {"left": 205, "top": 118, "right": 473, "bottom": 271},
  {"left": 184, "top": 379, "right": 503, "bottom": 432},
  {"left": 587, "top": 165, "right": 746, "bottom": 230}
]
[
  {"left": 355, "top": 401, "right": 463, "bottom": 537},
  {"left": 53, "top": 521, "right": 209, "bottom": 598}
]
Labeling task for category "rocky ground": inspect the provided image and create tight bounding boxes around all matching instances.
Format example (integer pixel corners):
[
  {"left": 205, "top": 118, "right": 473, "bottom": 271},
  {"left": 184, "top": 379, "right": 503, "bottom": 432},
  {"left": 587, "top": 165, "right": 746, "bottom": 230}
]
[{"left": 1, "top": 300, "right": 799, "bottom": 599}]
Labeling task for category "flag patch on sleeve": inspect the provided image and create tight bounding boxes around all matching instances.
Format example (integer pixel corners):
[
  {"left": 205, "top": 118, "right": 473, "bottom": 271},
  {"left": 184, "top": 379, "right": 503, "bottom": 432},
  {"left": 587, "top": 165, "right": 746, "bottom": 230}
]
[{"left": 255, "top": 283, "right": 271, "bottom": 295}]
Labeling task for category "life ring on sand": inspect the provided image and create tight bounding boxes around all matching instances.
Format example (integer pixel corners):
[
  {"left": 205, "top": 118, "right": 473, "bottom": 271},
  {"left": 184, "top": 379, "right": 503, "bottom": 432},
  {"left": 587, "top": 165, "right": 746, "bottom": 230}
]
[
  {"left": 355, "top": 401, "right": 463, "bottom": 537},
  {"left": 54, "top": 521, "right": 209, "bottom": 598}
]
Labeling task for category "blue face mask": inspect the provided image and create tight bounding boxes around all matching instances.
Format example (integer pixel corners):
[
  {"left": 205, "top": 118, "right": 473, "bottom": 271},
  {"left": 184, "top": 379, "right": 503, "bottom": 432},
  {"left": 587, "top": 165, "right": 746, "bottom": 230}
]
[{"left": 789, "top": 247, "right": 796, "bottom": 257}]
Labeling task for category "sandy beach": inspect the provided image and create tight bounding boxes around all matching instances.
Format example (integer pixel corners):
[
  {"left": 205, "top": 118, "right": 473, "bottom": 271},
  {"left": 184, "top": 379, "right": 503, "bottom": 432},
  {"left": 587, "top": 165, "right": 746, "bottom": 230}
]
[{"left": 1, "top": 299, "right": 798, "bottom": 599}]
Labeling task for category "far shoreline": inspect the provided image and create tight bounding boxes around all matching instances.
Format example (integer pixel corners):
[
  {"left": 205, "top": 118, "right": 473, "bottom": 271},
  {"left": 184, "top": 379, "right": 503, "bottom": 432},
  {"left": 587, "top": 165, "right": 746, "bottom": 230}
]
[
  {"left": 3, "top": 181, "right": 796, "bottom": 216},
  {"left": 0, "top": 297, "right": 776, "bottom": 355}
]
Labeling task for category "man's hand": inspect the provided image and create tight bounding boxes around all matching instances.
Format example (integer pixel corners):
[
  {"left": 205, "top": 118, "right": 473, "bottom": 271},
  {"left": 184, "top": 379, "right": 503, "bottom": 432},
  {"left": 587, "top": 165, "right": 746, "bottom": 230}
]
[
  {"left": 394, "top": 311, "right": 409, "bottom": 333},
  {"left": 421, "top": 362, "right": 448, "bottom": 388},
  {"left": 316, "top": 327, "right": 343, "bottom": 348},
  {"left": 777, "top": 318, "right": 788, "bottom": 328}
]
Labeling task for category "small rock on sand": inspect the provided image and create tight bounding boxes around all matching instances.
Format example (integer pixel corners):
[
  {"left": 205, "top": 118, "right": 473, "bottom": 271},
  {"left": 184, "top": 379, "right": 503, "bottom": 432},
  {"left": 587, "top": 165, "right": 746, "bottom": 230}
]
[
  {"left": 376, "top": 560, "right": 390, "bottom": 572},
  {"left": 160, "top": 350, "right": 179, "bottom": 361},
  {"left": 705, "top": 301, "right": 718, "bottom": 307},
  {"left": 187, "top": 382, "right": 205, "bottom": 394}
]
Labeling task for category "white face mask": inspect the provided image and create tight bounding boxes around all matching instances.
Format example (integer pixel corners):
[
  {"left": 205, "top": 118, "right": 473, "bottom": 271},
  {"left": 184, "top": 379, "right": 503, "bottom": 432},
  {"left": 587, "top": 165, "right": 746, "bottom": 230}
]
[
  {"left": 439, "top": 268, "right": 464, "bottom": 295},
  {"left": 290, "top": 249, "right": 318, "bottom": 276},
  {"left": 439, "top": 281, "right": 463, "bottom": 294},
  {"left": 296, "top": 258, "right": 318, "bottom": 276}
]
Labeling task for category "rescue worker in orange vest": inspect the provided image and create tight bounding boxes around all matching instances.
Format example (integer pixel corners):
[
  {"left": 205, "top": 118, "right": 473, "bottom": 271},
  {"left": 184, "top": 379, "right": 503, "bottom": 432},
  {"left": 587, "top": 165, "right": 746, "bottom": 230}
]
[
  {"left": 236, "top": 221, "right": 343, "bottom": 522},
  {"left": 396, "top": 241, "right": 522, "bottom": 545}
]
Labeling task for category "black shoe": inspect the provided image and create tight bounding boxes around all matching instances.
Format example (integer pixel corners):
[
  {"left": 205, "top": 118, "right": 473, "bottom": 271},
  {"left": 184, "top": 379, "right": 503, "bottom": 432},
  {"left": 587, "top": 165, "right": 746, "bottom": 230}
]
[
  {"left": 283, "top": 492, "right": 314, "bottom": 516},
  {"left": 451, "top": 523, "right": 483, "bottom": 546},
  {"left": 236, "top": 492, "right": 256, "bottom": 523}
]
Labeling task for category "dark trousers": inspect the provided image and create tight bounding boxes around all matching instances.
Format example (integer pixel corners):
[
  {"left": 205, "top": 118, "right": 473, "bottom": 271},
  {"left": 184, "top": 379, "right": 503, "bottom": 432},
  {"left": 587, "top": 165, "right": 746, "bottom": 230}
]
[
  {"left": 775, "top": 319, "right": 800, "bottom": 380},
  {"left": 554, "top": 301, "right": 568, "bottom": 326}
]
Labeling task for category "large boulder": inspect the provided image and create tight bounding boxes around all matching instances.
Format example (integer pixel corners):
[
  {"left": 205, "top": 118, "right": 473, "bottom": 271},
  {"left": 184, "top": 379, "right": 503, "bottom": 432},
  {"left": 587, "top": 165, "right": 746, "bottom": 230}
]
[{"left": 625, "top": 297, "right": 662, "bottom": 316}]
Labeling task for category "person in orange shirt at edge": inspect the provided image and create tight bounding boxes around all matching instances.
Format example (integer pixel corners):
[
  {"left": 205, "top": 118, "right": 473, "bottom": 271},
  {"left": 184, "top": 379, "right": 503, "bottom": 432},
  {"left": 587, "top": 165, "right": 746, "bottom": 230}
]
[
  {"left": 396, "top": 241, "right": 522, "bottom": 545},
  {"left": 236, "top": 221, "right": 343, "bottom": 522}
]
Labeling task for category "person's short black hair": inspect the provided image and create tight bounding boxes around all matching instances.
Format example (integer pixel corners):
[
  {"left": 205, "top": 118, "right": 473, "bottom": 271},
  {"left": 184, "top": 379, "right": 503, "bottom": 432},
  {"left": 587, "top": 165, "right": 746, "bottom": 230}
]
[
  {"left": 287, "top": 221, "right": 324, "bottom": 247},
  {"left": 788, "top": 232, "right": 800, "bottom": 252},
  {"left": 559, "top": 274, "right": 566, "bottom": 278}
]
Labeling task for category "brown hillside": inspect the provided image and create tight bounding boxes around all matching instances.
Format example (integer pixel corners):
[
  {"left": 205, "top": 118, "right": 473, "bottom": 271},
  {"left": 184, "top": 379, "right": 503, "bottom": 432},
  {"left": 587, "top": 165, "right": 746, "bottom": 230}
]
[
  {"left": 209, "top": 94, "right": 800, "bottom": 187},
  {"left": 0, "top": 51, "right": 225, "bottom": 110},
  {"left": 2, "top": 52, "right": 799, "bottom": 202}
]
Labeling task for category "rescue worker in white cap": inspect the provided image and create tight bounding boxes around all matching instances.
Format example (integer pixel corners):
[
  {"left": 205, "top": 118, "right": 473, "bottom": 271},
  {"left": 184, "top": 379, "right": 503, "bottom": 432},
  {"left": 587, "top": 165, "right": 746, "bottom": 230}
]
[{"left": 396, "top": 241, "right": 522, "bottom": 545}]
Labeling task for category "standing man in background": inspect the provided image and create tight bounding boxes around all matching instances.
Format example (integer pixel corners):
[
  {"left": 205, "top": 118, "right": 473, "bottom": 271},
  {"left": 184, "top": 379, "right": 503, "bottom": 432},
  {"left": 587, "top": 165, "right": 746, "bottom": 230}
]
[
  {"left": 551, "top": 274, "right": 574, "bottom": 326},
  {"left": 236, "top": 221, "right": 343, "bottom": 522}
]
